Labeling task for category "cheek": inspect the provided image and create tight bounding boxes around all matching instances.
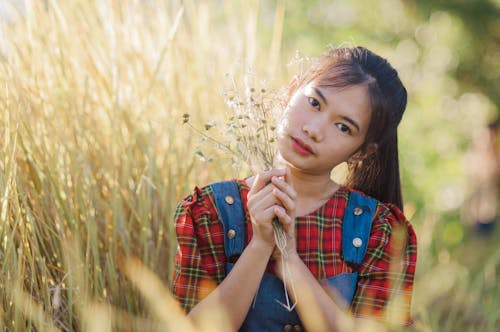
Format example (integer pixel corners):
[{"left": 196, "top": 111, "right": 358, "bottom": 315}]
[
  {"left": 321, "top": 135, "right": 358, "bottom": 158},
  {"left": 276, "top": 118, "right": 286, "bottom": 140},
  {"left": 277, "top": 98, "right": 308, "bottom": 137},
  {"left": 334, "top": 141, "right": 364, "bottom": 161},
  {"left": 277, "top": 108, "right": 294, "bottom": 137}
]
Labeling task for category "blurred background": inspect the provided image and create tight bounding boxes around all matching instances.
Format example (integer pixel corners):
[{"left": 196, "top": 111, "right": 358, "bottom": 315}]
[{"left": 0, "top": 0, "right": 498, "bottom": 331}]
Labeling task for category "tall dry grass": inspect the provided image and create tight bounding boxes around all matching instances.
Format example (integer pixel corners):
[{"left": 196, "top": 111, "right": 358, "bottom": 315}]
[{"left": 0, "top": 0, "right": 287, "bottom": 330}]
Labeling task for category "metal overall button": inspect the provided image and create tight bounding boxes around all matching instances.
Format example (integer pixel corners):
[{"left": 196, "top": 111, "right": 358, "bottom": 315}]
[
  {"left": 283, "top": 324, "right": 293, "bottom": 332},
  {"left": 352, "top": 237, "right": 363, "bottom": 248},
  {"left": 353, "top": 207, "right": 363, "bottom": 216},
  {"left": 225, "top": 195, "right": 234, "bottom": 205},
  {"left": 227, "top": 229, "right": 236, "bottom": 239}
]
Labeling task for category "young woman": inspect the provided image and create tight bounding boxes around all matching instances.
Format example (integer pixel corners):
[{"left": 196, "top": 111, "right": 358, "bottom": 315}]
[{"left": 171, "top": 46, "right": 417, "bottom": 331}]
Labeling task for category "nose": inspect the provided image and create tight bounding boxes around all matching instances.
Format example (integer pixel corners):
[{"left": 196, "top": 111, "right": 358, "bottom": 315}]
[{"left": 302, "top": 115, "right": 324, "bottom": 141}]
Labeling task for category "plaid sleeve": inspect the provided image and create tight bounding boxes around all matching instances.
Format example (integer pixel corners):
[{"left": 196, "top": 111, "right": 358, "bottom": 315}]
[
  {"left": 351, "top": 203, "right": 417, "bottom": 325},
  {"left": 170, "top": 186, "right": 225, "bottom": 313}
]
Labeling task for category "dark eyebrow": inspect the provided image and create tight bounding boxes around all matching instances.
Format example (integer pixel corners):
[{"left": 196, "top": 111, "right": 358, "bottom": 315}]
[
  {"left": 341, "top": 115, "right": 360, "bottom": 132},
  {"left": 313, "top": 87, "right": 328, "bottom": 105},
  {"left": 314, "top": 87, "right": 361, "bottom": 132}
]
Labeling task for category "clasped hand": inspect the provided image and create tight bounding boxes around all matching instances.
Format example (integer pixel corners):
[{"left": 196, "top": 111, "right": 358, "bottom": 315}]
[{"left": 247, "top": 168, "right": 297, "bottom": 255}]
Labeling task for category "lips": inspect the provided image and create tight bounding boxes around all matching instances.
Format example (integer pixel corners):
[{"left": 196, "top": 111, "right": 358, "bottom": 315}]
[{"left": 291, "top": 136, "right": 314, "bottom": 156}]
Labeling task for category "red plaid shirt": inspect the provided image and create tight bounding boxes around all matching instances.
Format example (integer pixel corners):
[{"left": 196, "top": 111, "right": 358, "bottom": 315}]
[{"left": 171, "top": 178, "right": 417, "bottom": 324}]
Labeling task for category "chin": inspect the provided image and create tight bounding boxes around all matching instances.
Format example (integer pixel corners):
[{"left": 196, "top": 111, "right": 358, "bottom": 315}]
[
  {"left": 277, "top": 148, "right": 305, "bottom": 170},
  {"left": 277, "top": 139, "right": 292, "bottom": 161}
]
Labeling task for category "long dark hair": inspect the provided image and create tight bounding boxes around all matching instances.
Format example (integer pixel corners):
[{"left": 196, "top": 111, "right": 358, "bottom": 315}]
[{"left": 289, "top": 46, "right": 407, "bottom": 210}]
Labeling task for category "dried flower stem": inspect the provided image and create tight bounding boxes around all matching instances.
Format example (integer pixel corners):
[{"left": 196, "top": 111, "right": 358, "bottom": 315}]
[{"left": 184, "top": 72, "right": 297, "bottom": 310}]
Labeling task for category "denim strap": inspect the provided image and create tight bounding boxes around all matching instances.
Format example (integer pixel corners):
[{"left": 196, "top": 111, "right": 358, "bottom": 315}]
[
  {"left": 210, "top": 181, "right": 246, "bottom": 273},
  {"left": 342, "top": 192, "right": 377, "bottom": 264}
]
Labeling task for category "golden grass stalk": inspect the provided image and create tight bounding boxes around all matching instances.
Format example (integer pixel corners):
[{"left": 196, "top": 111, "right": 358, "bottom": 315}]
[
  {"left": 122, "top": 257, "right": 196, "bottom": 332},
  {"left": 12, "top": 285, "right": 61, "bottom": 332},
  {"left": 0, "top": 0, "right": 288, "bottom": 330}
]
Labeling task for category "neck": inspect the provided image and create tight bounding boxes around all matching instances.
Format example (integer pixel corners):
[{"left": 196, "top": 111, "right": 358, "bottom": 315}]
[{"left": 286, "top": 166, "right": 338, "bottom": 201}]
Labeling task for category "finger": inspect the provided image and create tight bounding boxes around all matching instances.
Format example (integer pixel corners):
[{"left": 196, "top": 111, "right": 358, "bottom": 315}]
[
  {"left": 253, "top": 206, "right": 280, "bottom": 227},
  {"left": 247, "top": 183, "right": 278, "bottom": 210},
  {"left": 249, "top": 168, "right": 287, "bottom": 194},
  {"left": 271, "top": 176, "right": 297, "bottom": 201},
  {"left": 285, "top": 167, "right": 292, "bottom": 184},
  {"left": 248, "top": 182, "right": 274, "bottom": 200},
  {"left": 273, "top": 206, "right": 294, "bottom": 232},
  {"left": 272, "top": 187, "right": 295, "bottom": 213},
  {"left": 283, "top": 168, "right": 299, "bottom": 201}
]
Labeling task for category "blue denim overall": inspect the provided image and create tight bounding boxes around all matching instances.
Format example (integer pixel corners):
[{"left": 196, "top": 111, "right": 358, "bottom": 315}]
[{"left": 211, "top": 181, "right": 376, "bottom": 332}]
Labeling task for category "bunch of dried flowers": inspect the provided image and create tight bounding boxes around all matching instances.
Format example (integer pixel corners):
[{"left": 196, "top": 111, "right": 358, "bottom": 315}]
[
  {"left": 183, "top": 72, "right": 297, "bottom": 311},
  {"left": 183, "top": 74, "right": 279, "bottom": 171}
]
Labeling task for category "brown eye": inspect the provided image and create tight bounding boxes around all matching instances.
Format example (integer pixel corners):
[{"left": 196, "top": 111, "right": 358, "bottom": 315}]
[
  {"left": 308, "top": 97, "right": 320, "bottom": 109},
  {"left": 336, "top": 123, "right": 351, "bottom": 134}
]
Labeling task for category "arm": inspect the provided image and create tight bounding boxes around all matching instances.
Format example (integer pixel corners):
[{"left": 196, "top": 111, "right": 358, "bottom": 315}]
[
  {"left": 173, "top": 169, "right": 293, "bottom": 331},
  {"left": 273, "top": 252, "right": 386, "bottom": 331},
  {"left": 273, "top": 201, "right": 417, "bottom": 330},
  {"left": 280, "top": 252, "right": 355, "bottom": 331},
  {"left": 266, "top": 175, "right": 349, "bottom": 330},
  {"left": 187, "top": 239, "right": 273, "bottom": 331},
  {"left": 351, "top": 205, "right": 417, "bottom": 325}
]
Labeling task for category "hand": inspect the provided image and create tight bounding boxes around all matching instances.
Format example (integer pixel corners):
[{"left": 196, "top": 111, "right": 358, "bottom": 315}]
[
  {"left": 270, "top": 169, "right": 297, "bottom": 237},
  {"left": 270, "top": 168, "right": 298, "bottom": 279},
  {"left": 247, "top": 168, "right": 296, "bottom": 251}
]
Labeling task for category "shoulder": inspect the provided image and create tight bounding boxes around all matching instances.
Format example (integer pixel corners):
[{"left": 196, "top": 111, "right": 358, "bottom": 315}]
[
  {"left": 346, "top": 190, "right": 417, "bottom": 325},
  {"left": 174, "top": 183, "right": 214, "bottom": 221},
  {"left": 344, "top": 187, "right": 417, "bottom": 248},
  {"left": 174, "top": 178, "right": 250, "bottom": 221},
  {"left": 374, "top": 202, "right": 417, "bottom": 250}
]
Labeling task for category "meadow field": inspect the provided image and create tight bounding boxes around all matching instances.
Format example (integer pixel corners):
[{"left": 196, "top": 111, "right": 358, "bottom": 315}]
[{"left": 0, "top": 1, "right": 499, "bottom": 331}]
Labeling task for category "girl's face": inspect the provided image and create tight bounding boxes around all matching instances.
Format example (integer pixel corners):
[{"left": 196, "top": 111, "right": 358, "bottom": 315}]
[{"left": 277, "top": 82, "right": 372, "bottom": 176}]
